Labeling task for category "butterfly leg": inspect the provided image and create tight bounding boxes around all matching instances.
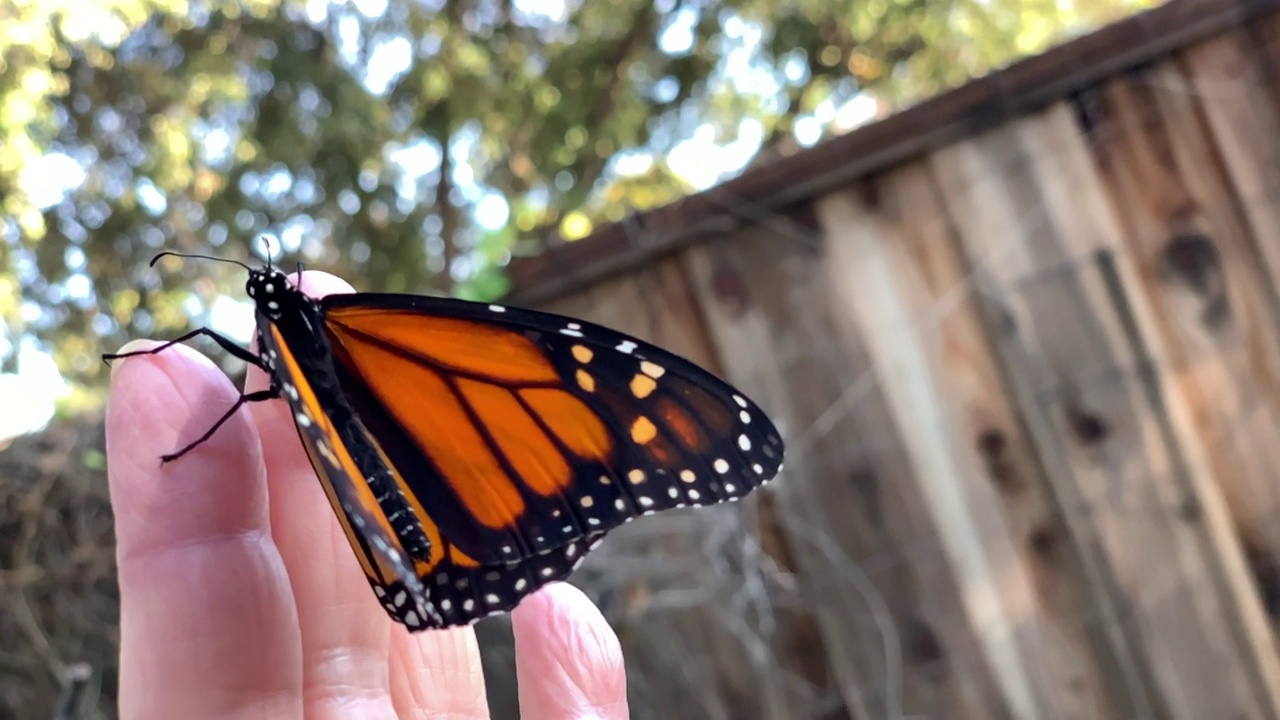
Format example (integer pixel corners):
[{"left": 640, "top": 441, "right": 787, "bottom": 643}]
[
  {"left": 160, "top": 386, "right": 281, "bottom": 463},
  {"left": 102, "top": 326, "right": 270, "bottom": 373}
]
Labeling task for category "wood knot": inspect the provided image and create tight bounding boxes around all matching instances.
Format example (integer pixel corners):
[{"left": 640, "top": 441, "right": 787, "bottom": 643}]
[
  {"left": 976, "top": 428, "right": 1022, "bottom": 494},
  {"left": 1063, "top": 400, "right": 1109, "bottom": 446},
  {"left": 1160, "top": 231, "right": 1230, "bottom": 328},
  {"left": 1029, "top": 525, "right": 1057, "bottom": 558}
]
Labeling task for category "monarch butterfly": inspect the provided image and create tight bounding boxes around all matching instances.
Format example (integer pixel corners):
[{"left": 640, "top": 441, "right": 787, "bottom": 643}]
[{"left": 105, "top": 251, "right": 785, "bottom": 630}]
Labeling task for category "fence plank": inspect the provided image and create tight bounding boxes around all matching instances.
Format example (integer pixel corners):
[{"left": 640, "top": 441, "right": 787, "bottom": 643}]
[
  {"left": 682, "top": 226, "right": 1010, "bottom": 719},
  {"left": 932, "top": 100, "right": 1277, "bottom": 718},
  {"left": 1190, "top": 24, "right": 1280, "bottom": 297},
  {"left": 1088, "top": 53, "right": 1280, "bottom": 675},
  {"left": 816, "top": 159, "right": 1139, "bottom": 718}
]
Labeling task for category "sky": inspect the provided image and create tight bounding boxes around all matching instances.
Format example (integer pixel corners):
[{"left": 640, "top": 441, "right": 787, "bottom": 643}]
[{"left": 0, "top": 1, "right": 879, "bottom": 442}]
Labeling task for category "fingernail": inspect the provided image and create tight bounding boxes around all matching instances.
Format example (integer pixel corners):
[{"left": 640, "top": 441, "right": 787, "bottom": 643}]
[{"left": 109, "top": 340, "right": 161, "bottom": 380}]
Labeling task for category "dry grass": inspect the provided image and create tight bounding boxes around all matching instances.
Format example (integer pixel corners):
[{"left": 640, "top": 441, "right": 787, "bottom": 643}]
[{"left": 0, "top": 416, "right": 117, "bottom": 720}]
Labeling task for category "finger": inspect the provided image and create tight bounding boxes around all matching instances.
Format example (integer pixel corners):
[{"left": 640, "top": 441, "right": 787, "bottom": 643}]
[
  {"left": 106, "top": 340, "right": 301, "bottom": 719},
  {"left": 245, "top": 271, "right": 400, "bottom": 719},
  {"left": 513, "top": 583, "right": 628, "bottom": 720},
  {"left": 389, "top": 627, "right": 490, "bottom": 719}
]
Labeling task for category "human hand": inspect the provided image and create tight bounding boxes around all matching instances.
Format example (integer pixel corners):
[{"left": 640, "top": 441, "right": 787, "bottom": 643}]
[{"left": 105, "top": 271, "right": 629, "bottom": 719}]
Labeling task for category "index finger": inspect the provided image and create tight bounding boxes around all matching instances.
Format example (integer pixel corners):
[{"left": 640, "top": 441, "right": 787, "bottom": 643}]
[{"left": 106, "top": 340, "right": 302, "bottom": 719}]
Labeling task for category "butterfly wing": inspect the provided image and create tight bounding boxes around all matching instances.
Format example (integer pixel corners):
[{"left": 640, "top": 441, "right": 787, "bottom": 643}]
[
  {"left": 263, "top": 310, "right": 617, "bottom": 629},
  {"left": 317, "top": 293, "right": 785, "bottom": 574},
  {"left": 259, "top": 320, "right": 443, "bottom": 629}
]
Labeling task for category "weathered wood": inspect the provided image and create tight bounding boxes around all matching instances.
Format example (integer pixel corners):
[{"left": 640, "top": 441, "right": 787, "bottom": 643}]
[
  {"left": 493, "top": 5, "right": 1280, "bottom": 717},
  {"left": 816, "top": 159, "right": 1137, "bottom": 718},
  {"left": 931, "top": 100, "right": 1279, "bottom": 718},
  {"left": 1193, "top": 21, "right": 1280, "bottom": 298},
  {"left": 1087, "top": 51, "right": 1280, "bottom": 704},
  {"left": 680, "top": 223, "right": 1011, "bottom": 719}
]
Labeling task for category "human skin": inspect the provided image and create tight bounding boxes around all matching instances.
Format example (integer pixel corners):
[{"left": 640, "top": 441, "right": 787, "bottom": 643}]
[{"left": 104, "top": 271, "right": 629, "bottom": 719}]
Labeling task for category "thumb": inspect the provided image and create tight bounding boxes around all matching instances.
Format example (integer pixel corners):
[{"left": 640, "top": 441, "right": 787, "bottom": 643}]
[{"left": 512, "top": 583, "right": 628, "bottom": 719}]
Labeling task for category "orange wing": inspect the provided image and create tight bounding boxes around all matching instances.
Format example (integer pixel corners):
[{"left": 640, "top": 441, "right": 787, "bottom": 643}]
[
  {"left": 317, "top": 294, "right": 785, "bottom": 572},
  {"left": 266, "top": 320, "right": 610, "bottom": 630}
]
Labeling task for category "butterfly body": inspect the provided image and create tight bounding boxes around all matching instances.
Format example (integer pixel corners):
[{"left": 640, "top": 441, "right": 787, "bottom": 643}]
[{"left": 113, "top": 257, "right": 785, "bottom": 631}]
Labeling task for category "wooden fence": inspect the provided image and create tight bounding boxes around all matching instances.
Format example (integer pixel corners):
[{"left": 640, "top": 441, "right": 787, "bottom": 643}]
[{"left": 497, "top": 0, "right": 1280, "bottom": 717}]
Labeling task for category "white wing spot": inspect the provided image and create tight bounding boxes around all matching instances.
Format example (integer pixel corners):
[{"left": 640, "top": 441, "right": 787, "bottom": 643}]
[
  {"left": 502, "top": 544, "right": 513, "bottom": 554},
  {"left": 733, "top": 394, "right": 748, "bottom": 408},
  {"left": 667, "top": 486, "right": 679, "bottom": 498},
  {"left": 264, "top": 282, "right": 275, "bottom": 293},
  {"left": 581, "top": 496, "right": 595, "bottom": 508},
  {"left": 404, "top": 611, "right": 421, "bottom": 628},
  {"left": 568, "top": 322, "right": 581, "bottom": 330},
  {"left": 740, "top": 410, "right": 751, "bottom": 424},
  {"left": 566, "top": 544, "right": 578, "bottom": 558},
  {"left": 463, "top": 599, "right": 475, "bottom": 612},
  {"left": 588, "top": 517, "right": 601, "bottom": 526},
  {"left": 738, "top": 435, "right": 752, "bottom": 451},
  {"left": 295, "top": 412, "right": 312, "bottom": 428},
  {"left": 725, "top": 483, "right": 737, "bottom": 493},
  {"left": 394, "top": 591, "right": 408, "bottom": 607},
  {"left": 753, "top": 463, "right": 764, "bottom": 474},
  {"left": 374, "top": 586, "right": 387, "bottom": 598},
  {"left": 488, "top": 304, "right": 507, "bottom": 312},
  {"left": 562, "top": 525, "right": 574, "bottom": 534},
  {"left": 599, "top": 475, "right": 612, "bottom": 485},
  {"left": 440, "top": 599, "right": 453, "bottom": 611},
  {"left": 689, "top": 489, "right": 701, "bottom": 501},
  {"left": 714, "top": 458, "right": 730, "bottom": 474},
  {"left": 680, "top": 470, "right": 696, "bottom": 483},
  {"left": 614, "top": 498, "right": 626, "bottom": 510},
  {"left": 541, "top": 567, "right": 555, "bottom": 578},
  {"left": 638, "top": 496, "right": 654, "bottom": 508},
  {"left": 560, "top": 328, "right": 584, "bottom": 338},
  {"left": 515, "top": 578, "right": 528, "bottom": 592},
  {"left": 286, "top": 384, "right": 299, "bottom": 400},
  {"left": 485, "top": 593, "right": 500, "bottom": 605},
  {"left": 617, "top": 340, "right": 638, "bottom": 354},
  {"left": 267, "top": 300, "right": 279, "bottom": 311}
]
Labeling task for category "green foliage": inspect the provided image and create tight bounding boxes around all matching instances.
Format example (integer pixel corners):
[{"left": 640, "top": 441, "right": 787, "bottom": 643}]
[{"left": 0, "top": 0, "right": 1155, "bottom": 400}]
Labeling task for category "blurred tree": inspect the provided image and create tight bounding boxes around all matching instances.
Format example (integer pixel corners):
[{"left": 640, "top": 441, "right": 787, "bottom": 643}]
[{"left": 0, "top": 0, "right": 1154, "bottom": 409}]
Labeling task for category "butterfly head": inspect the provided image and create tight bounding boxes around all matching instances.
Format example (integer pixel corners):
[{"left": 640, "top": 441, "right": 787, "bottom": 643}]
[{"left": 245, "top": 266, "right": 297, "bottom": 320}]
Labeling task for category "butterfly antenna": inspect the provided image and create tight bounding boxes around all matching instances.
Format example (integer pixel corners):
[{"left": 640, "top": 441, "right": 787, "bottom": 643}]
[
  {"left": 149, "top": 251, "right": 253, "bottom": 273},
  {"left": 262, "top": 235, "right": 277, "bottom": 270}
]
